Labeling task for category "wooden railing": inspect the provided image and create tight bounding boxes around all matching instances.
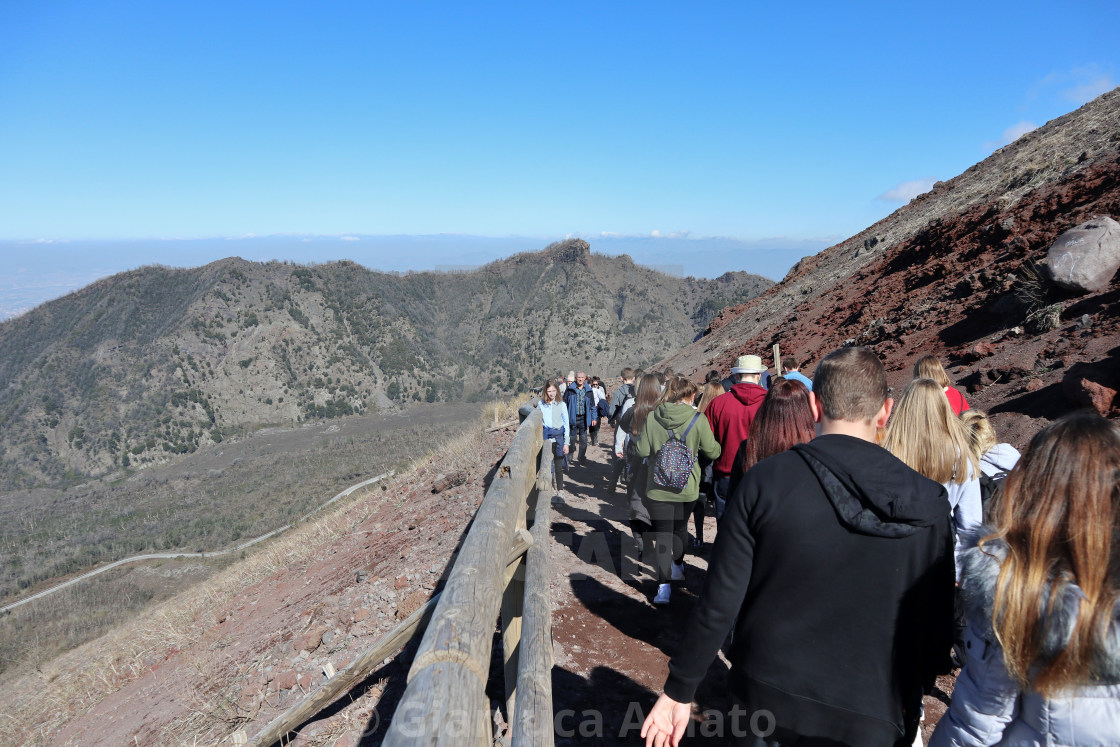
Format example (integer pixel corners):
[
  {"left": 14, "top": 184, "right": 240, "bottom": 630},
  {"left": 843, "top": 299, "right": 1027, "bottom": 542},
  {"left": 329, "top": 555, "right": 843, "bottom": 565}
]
[
  {"left": 384, "top": 405, "right": 554, "bottom": 745},
  {"left": 242, "top": 404, "right": 555, "bottom": 746}
]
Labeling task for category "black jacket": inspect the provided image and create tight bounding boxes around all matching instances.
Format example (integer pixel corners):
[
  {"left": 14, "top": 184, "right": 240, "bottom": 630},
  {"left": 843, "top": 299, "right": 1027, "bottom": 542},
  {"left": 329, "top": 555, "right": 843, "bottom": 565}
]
[{"left": 665, "top": 434, "right": 955, "bottom": 745}]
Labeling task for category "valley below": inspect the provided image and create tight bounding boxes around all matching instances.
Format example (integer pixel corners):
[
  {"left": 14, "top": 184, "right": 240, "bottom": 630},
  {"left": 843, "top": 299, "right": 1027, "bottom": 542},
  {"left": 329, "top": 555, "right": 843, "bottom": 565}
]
[{"left": 0, "top": 400, "right": 485, "bottom": 677}]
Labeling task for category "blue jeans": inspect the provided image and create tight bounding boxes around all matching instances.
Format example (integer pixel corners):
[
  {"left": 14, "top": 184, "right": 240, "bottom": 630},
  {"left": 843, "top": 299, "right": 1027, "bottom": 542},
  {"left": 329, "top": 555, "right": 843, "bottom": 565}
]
[{"left": 568, "top": 416, "right": 588, "bottom": 465}]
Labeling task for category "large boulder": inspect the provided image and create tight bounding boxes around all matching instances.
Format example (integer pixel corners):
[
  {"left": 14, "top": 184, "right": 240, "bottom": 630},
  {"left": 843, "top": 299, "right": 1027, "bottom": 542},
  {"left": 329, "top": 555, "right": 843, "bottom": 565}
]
[{"left": 1045, "top": 216, "right": 1120, "bottom": 293}]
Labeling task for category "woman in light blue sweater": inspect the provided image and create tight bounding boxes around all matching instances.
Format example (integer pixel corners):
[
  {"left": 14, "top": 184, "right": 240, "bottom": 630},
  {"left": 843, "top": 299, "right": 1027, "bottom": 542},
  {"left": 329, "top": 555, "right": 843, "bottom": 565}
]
[{"left": 537, "top": 379, "right": 570, "bottom": 494}]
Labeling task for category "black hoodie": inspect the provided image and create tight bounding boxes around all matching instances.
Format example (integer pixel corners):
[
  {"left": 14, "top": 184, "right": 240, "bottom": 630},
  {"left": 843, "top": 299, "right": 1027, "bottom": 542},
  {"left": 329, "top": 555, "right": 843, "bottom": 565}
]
[{"left": 665, "top": 434, "right": 954, "bottom": 745}]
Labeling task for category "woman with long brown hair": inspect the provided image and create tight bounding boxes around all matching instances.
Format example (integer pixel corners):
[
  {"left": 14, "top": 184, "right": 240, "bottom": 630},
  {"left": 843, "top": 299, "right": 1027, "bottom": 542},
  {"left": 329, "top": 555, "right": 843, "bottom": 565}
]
[
  {"left": 728, "top": 378, "right": 816, "bottom": 496},
  {"left": 690, "top": 379, "right": 725, "bottom": 550},
  {"left": 931, "top": 412, "right": 1120, "bottom": 746},
  {"left": 536, "top": 378, "right": 570, "bottom": 495},
  {"left": 634, "top": 375, "right": 720, "bottom": 605},
  {"left": 617, "top": 373, "right": 664, "bottom": 553}
]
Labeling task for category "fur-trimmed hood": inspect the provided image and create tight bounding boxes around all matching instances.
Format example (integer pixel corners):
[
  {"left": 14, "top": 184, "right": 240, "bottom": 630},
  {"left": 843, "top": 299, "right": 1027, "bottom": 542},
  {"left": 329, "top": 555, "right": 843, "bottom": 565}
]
[{"left": 958, "top": 530, "right": 1120, "bottom": 683}]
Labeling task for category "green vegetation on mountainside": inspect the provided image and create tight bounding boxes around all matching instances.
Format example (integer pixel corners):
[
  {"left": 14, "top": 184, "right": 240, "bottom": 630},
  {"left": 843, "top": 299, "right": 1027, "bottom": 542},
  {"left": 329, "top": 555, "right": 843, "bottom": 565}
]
[{"left": 0, "top": 240, "right": 771, "bottom": 487}]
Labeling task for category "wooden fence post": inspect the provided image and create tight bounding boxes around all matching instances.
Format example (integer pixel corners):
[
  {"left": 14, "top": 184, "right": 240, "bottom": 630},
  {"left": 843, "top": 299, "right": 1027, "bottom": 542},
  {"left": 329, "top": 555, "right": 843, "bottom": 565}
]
[
  {"left": 500, "top": 455, "right": 533, "bottom": 722},
  {"left": 383, "top": 410, "right": 542, "bottom": 746},
  {"left": 513, "top": 453, "right": 554, "bottom": 746}
]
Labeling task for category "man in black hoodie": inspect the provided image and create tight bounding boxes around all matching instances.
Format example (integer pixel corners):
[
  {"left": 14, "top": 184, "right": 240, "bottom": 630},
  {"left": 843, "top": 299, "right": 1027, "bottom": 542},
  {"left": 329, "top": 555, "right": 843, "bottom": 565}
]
[{"left": 642, "top": 347, "right": 954, "bottom": 747}]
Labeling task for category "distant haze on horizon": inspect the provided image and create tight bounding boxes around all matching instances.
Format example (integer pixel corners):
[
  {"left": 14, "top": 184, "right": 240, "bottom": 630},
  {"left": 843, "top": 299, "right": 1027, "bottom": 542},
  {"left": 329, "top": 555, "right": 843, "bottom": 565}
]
[
  {"left": 1, "top": 2, "right": 1117, "bottom": 319},
  {"left": 0, "top": 233, "right": 832, "bottom": 320}
]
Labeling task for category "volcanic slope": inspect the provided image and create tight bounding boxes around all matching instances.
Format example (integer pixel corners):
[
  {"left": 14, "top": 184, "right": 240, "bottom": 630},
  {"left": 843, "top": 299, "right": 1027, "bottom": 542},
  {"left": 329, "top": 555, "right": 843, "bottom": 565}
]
[
  {"left": 665, "top": 86, "right": 1120, "bottom": 445},
  {"left": 0, "top": 240, "right": 770, "bottom": 487}
]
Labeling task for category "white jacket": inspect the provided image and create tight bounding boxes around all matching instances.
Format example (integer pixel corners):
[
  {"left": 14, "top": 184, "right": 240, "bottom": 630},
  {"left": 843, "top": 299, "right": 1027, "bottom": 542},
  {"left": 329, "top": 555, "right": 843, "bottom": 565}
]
[
  {"left": 613, "top": 397, "right": 634, "bottom": 456},
  {"left": 980, "top": 443, "right": 1020, "bottom": 477}
]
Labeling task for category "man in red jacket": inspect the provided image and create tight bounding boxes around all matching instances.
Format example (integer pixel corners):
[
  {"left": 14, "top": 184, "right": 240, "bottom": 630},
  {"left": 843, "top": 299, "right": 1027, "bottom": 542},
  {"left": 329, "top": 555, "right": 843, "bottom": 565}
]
[{"left": 705, "top": 354, "right": 768, "bottom": 518}]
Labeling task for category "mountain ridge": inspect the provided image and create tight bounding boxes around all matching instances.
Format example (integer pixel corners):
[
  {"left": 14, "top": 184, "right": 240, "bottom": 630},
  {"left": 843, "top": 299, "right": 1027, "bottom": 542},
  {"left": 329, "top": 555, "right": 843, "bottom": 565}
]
[{"left": 0, "top": 243, "right": 771, "bottom": 487}]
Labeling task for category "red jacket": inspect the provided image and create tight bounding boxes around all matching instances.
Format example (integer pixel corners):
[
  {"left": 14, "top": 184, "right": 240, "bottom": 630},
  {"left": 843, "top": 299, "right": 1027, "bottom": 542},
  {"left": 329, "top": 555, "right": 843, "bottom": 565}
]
[
  {"left": 944, "top": 386, "right": 970, "bottom": 416},
  {"left": 706, "top": 382, "right": 768, "bottom": 477}
]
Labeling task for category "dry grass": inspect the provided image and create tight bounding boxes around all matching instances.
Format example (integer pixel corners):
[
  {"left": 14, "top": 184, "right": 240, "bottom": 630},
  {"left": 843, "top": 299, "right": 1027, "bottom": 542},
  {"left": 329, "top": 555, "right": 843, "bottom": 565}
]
[
  {"left": 1014, "top": 261, "right": 1052, "bottom": 312},
  {"left": 411, "top": 395, "right": 529, "bottom": 477},
  {"left": 0, "top": 403, "right": 509, "bottom": 745},
  {"left": 480, "top": 394, "right": 533, "bottom": 428}
]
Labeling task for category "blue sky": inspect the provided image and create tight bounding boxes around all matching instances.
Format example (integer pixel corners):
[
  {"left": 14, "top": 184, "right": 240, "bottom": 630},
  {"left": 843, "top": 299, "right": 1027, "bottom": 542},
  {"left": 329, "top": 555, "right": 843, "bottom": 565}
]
[{"left": 1, "top": 1, "right": 1117, "bottom": 317}]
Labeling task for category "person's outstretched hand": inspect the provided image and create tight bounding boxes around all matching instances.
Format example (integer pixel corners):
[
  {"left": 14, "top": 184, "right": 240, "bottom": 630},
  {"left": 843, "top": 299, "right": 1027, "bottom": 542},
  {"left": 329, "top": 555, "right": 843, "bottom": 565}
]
[{"left": 641, "top": 693, "right": 690, "bottom": 747}]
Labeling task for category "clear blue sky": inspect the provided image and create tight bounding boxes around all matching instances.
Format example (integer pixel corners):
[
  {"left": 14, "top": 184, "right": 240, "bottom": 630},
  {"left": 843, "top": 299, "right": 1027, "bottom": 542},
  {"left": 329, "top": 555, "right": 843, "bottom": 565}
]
[{"left": 0, "top": 1, "right": 1117, "bottom": 315}]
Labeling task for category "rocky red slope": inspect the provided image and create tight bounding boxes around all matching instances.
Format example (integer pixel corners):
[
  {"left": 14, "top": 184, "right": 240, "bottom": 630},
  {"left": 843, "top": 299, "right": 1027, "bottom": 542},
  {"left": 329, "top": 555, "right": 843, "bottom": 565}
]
[{"left": 665, "top": 88, "right": 1120, "bottom": 446}]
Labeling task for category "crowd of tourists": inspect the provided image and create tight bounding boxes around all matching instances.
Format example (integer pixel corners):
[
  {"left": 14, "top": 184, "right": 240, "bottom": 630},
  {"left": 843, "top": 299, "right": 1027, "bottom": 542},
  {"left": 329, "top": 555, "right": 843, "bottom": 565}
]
[{"left": 536, "top": 348, "right": 1120, "bottom": 746}]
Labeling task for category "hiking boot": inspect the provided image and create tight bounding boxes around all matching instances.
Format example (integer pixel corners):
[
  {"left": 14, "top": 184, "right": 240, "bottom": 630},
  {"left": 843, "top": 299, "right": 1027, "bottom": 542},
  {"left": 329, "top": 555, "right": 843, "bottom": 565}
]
[
  {"left": 653, "top": 583, "right": 671, "bottom": 605},
  {"left": 671, "top": 561, "right": 685, "bottom": 581}
]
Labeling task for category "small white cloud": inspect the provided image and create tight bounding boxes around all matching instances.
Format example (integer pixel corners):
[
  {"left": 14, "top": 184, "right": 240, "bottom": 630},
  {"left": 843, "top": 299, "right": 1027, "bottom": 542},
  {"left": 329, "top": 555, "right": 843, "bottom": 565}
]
[
  {"left": 983, "top": 120, "right": 1037, "bottom": 151},
  {"left": 600, "top": 231, "right": 621, "bottom": 238},
  {"left": 650, "top": 230, "right": 663, "bottom": 238},
  {"left": 667, "top": 230, "right": 691, "bottom": 239},
  {"left": 1062, "top": 73, "right": 1116, "bottom": 104},
  {"left": 340, "top": 236, "right": 360, "bottom": 242},
  {"left": 877, "top": 178, "right": 937, "bottom": 203},
  {"left": 1027, "top": 65, "right": 1116, "bottom": 107},
  {"left": 301, "top": 237, "right": 312, "bottom": 242}
]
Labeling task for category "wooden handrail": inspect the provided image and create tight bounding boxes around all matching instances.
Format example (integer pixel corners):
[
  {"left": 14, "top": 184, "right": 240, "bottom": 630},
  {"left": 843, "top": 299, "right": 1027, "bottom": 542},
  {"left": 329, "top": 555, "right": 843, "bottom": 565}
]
[
  {"left": 383, "top": 408, "right": 547, "bottom": 745},
  {"left": 513, "top": 452, "right": 555, "bottom": 745},
  {"left": 244, "top": 531, "right": 534, "bottom": 747},
  {"left": 237, "top": 402, "right": 554, "bottom": 747}
]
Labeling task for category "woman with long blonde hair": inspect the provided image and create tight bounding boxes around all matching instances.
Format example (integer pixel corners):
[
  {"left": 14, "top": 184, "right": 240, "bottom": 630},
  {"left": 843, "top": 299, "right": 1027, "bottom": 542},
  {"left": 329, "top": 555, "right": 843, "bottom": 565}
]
[
  {"left": 931, "top": 412, "right": 1120, "bottom": 746},
  {"left": 883, "top": 377, "right": 981, "bottom": 551},
  {"left": 914, "top": 354, "right": 970, "bottom": 416}
]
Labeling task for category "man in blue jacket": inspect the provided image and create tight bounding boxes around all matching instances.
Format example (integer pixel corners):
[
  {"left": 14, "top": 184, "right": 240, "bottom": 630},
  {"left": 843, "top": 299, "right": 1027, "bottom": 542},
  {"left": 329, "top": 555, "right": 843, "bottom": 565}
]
[
  {"left": 642, "top": 347, "right": 954, "bottom": 747},
  {"left": 563, "top": 371, "right": 597, "bottom": 467}
]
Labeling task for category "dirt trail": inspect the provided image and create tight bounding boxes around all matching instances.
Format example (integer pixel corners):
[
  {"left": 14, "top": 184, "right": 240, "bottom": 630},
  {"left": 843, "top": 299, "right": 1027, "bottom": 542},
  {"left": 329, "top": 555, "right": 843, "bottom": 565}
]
[
  {"left": 26, "top": 415, "right": 954, "bottom": 745},
  {"left": 545, "top": 424, "right": 955, "bottom": 745}
]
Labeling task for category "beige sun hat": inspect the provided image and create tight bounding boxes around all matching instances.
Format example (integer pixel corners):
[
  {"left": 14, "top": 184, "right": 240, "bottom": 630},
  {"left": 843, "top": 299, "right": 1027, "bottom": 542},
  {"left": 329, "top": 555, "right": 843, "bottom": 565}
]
[{"left": 730, "top": 354, "right": 767, "bottom": 374}]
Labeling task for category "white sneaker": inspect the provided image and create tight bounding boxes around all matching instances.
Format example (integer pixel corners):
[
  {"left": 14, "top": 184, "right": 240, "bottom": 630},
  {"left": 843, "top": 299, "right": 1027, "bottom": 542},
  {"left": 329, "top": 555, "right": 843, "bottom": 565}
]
[
  {"left": 653, "top": 583, "right": 671, "bottom": 605},
  {"left": 671, "top": 561, "right": 685, "bottom": 581}
]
